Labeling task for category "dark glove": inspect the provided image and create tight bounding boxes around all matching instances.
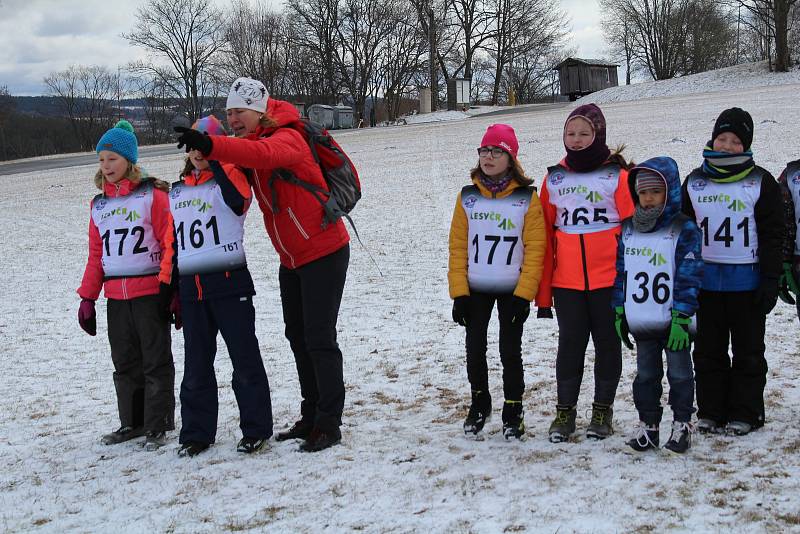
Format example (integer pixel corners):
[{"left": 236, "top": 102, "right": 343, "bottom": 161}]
[
  {"left": 174, "top": 126, "right": 212, "bottom": 155},
  {"left": 754, "top": 276, "right": 779, "bottom": 315},
  {"left": 78, "top": 298, "right": 96, "bottom": 336},
  {"left": 614, "top": 306, "right": 633, "bottom": 350},
  {"left": 778, "top": 262, "right": 799, "bottom": 305},
  {"left": 666, "top": 310, "right": 692, "bottom": 352},
  {"left": 510, "top": 296, "right": 531, "bottom": 325},
  {"left": 452, "top": 296, "right": 470, "bottom": 327},
  {"left": 170, "top": 291, "right": 182, "bottom": 330},
  {"left": 537, "top": 307, "right": 553, "bottom": 319},
  {"left": 159, "top": 283, "right": 182, "bottom": 329}
]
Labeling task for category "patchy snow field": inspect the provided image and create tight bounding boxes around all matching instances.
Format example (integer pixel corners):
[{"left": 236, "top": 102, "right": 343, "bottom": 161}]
[
  {"left": 2, "top": 78, "right": 800, "bottom": 533},
  {"left": 585, "top": 60, "right": 800, "bottom": 105}
]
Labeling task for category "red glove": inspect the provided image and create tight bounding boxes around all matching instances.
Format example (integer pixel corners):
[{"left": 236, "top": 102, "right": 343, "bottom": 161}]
[{"left": 78, "top": 299, "right": 96, "bottom": 336}]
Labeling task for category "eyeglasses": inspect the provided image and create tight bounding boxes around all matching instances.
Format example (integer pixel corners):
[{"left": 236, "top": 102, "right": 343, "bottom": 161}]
[{"left": 477, "top": 147, "right": 506, "bottom": 158}]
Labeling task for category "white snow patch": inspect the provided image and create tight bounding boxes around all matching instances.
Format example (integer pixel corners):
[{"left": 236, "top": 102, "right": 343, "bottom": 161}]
[
  {"left": 2, "top": 82, "right": 800, "bottom": 532},
  {"left": 584, "top": 60, "right": 800, "bottom": 105}
]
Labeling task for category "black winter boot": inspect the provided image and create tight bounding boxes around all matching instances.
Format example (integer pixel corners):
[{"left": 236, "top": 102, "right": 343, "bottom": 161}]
[
  {"left": 626, "top": 422, "right": 659, "bottom": 451},
  {"left": 502, "top": 400, "right": 525, "bottom": 440},
  {"left": 586, "top": 403, "right": 614, "bottom": 440},
  {"left": 548, "top": 405, "right": 577, "bottom": 443},
  {"left": 463, "top": 390, "right": 492, "bottom": 438}
]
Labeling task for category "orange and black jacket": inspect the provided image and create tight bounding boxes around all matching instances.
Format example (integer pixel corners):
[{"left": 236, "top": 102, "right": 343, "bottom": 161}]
[
  {"left": 175, "top": 161, "right": 257, "bottom": 302},
  {"left": 535, "top": 158, "right": 634, "bottom": 308},
  {"left": 448, "top": 178, "right": 547, "bottom": 301}
]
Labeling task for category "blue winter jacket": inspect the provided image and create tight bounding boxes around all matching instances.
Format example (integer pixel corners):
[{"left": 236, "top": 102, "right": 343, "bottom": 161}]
[{"left": 612, "top": 157, "right": 704, "bottom": 316}]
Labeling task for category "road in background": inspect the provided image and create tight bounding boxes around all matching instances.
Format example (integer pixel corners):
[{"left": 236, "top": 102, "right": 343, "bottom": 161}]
[{"left": 0, "top": 103, "right": 571, "bottom": 176}]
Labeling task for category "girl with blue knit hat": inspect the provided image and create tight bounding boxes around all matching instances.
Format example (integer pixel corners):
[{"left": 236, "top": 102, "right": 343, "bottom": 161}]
[
  {"left": 172, "top": 115, "right": 273, "bottom": 458},
  {"left": 681, "top": 107, "right": 784, "bottom": 436},
  {"left": 77, "top": 120, "right": 177, "bottom": 451}
]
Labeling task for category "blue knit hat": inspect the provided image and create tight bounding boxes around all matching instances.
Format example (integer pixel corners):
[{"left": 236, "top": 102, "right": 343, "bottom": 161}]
[{"left": 96, "top": 120, "right": 138, "bottom": 163}]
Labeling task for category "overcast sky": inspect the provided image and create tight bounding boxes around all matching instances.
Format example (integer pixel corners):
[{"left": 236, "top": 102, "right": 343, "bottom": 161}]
[{"left": 0, "top": 0, "right": 606, "bottom": 96}]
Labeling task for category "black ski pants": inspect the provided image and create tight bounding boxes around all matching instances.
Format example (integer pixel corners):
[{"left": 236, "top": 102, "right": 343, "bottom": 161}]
[
  {"left": 693, "top": 289, "right": 767, "bottom": 428},
  {"left": 179, "top": 294, "right": 272, "bottom": 444},
  {"left": 464, "top": 292, "right": 525, "bottom": 402},
  {"left": 552, "top": 287, "right": 622, "bottom": 406},
  {"left": 107, "top": 295, "right": 175, "bottom": 432},
  {"left": 279, "top": 245, "right": 349, "bottom": 434}
]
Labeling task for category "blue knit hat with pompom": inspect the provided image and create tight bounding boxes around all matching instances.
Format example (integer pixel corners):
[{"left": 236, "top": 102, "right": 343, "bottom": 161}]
[{"left": 96, "top": 120, "right": 138, "bottom": 163}]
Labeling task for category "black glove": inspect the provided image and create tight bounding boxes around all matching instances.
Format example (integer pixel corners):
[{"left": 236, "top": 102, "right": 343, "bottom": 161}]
[
  {"left": 452, "top": 296, "right": 470, "bottom": 327},
  {"left": 510, "top": 296, "right": 531, "bottom": 325},
  {"left": 754, "top": 276, "right": 779, "bottom": 315},
  {"left": 174, "top": 126, "right": 212, "bottom": 155},
  {"left": 537, "top": 307, "right": 553, "bottom": 319},
  {"left": 158, "top": 282, "right": 173, "bottom": 319}
]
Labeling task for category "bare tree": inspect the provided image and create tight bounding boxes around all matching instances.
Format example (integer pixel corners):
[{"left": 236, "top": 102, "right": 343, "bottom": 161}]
[
  {"left": 336, "top": 0, "right": 397, "bottom": 119},
  {"left": 0, "top": 85, "right": 12, "bottom": 160},
  {"left": 375, "top": 0, "right": 427, "bottom": 119},
  {"left": 286, "top": 0, "right": 346, "bottom": 104},
  {"left": 601, "top": 0, "right": 737, "bottom": 80},
  {"left": 129, "top": 71, "right": 178, "bottom": 144},
  {"left": 725, "top": 0, "right": 799, "bottom": 70},
  {"left": 125, "top": 0, "right": 226, "bottom": 122},
  {"left": 220, "top": 1, "right": 291, "bottom": 98},
  {"left": 43, "top": 65, "right": 120, "bottom": 151},
  {"left": 487, "top": 0, "right": 567, "bottom": 104}
]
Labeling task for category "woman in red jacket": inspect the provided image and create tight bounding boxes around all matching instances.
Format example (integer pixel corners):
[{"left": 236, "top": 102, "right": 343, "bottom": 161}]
[
  {"left": 175, "top": 78, "right": 350, "bottom": 452},
  {"left": 77, "top": 120, "right": 176, "bottom": 451}
]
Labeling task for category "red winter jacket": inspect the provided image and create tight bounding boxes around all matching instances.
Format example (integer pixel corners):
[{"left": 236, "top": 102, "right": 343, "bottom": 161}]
[
  {"left": 77, "top": 178, "right": 175, "bottom": 301},
  {"left": 207, "top": 99, "right": 350, "bottom": 269}
]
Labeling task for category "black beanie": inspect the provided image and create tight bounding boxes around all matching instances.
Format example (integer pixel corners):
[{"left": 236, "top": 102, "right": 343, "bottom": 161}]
[{"left": 713, "top": 107, "right": 754, "bottom": 151}]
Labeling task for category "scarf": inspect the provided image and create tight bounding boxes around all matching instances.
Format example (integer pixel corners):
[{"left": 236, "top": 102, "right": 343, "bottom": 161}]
[
  {"left": 565, "top": 143, "right": 611, "bottom": 173},
  {"left": 632, "top": 204, "right": 663, "bottom": 233},
  {"left": 478, "top": 172, "right": 512, "bottom": 194},
  {"left": 701, "top": 142, "right": 755, "bottom": 182}
]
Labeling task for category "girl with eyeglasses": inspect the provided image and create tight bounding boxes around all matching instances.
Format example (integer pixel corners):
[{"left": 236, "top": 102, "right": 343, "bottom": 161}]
[{"left": 448, "top": 124, "right": 546, "bottom": 440}]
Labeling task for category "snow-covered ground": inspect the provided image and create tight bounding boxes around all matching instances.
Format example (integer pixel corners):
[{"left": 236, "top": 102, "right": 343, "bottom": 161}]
[
  {"left": 2, "top": 79, "right": 800, "bottom": 533},
  {"left": 585, "top": 60, "right": 800, "bottom": 105}
]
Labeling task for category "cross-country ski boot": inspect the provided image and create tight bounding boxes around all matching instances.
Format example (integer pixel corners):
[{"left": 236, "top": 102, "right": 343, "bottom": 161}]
[{"left": 463, "top": 390, "right": 491, "bottom": 439}]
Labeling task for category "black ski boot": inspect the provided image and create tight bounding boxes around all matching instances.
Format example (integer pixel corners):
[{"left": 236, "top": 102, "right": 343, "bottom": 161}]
[
  {"left": 463, "top": 390, "right": 491, "bottom": 438},
  {"left": 502, "top": 400, "right": 525, "bottom": 440}
]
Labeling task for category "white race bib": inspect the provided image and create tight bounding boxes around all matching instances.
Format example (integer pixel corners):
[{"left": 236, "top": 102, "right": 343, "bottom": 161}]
[
  {"left": 687, "top": 170, "right": 760, "bottom": 264},
  {"left": 462, "top": 185, "right": 532, "bottom": 294},
  {"left": 91, "top": 183, "right": 162, "bottom": 278},
  {"left": 784, "top": 163, "right": 800, "bottom": 255},
  {"left": 170, "top": 179, "right": 248, "bottom": 275},
  {"left": 546, "top": 164, "right": 622, "bottom": 234}
]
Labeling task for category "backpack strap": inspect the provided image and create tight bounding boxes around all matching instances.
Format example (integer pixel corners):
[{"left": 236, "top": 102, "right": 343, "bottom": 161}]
[{"left": 270, "top": 168, "right": 344, "bottom": 228}]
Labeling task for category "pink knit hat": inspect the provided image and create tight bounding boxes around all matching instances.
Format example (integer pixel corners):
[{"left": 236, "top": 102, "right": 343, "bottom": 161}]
[{"left": 480, "top": 124, "right": 519, "bottom": 158}]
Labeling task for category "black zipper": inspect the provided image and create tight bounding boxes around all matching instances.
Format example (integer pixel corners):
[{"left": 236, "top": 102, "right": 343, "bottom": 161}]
[{"left": 579, "top": 234, "right": 590, "bottom": 290}]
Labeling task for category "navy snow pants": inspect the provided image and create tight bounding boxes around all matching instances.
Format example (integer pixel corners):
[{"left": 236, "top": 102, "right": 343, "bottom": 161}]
[{"left": 179, "top": 294, "right": 273, "bottom": 444}]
